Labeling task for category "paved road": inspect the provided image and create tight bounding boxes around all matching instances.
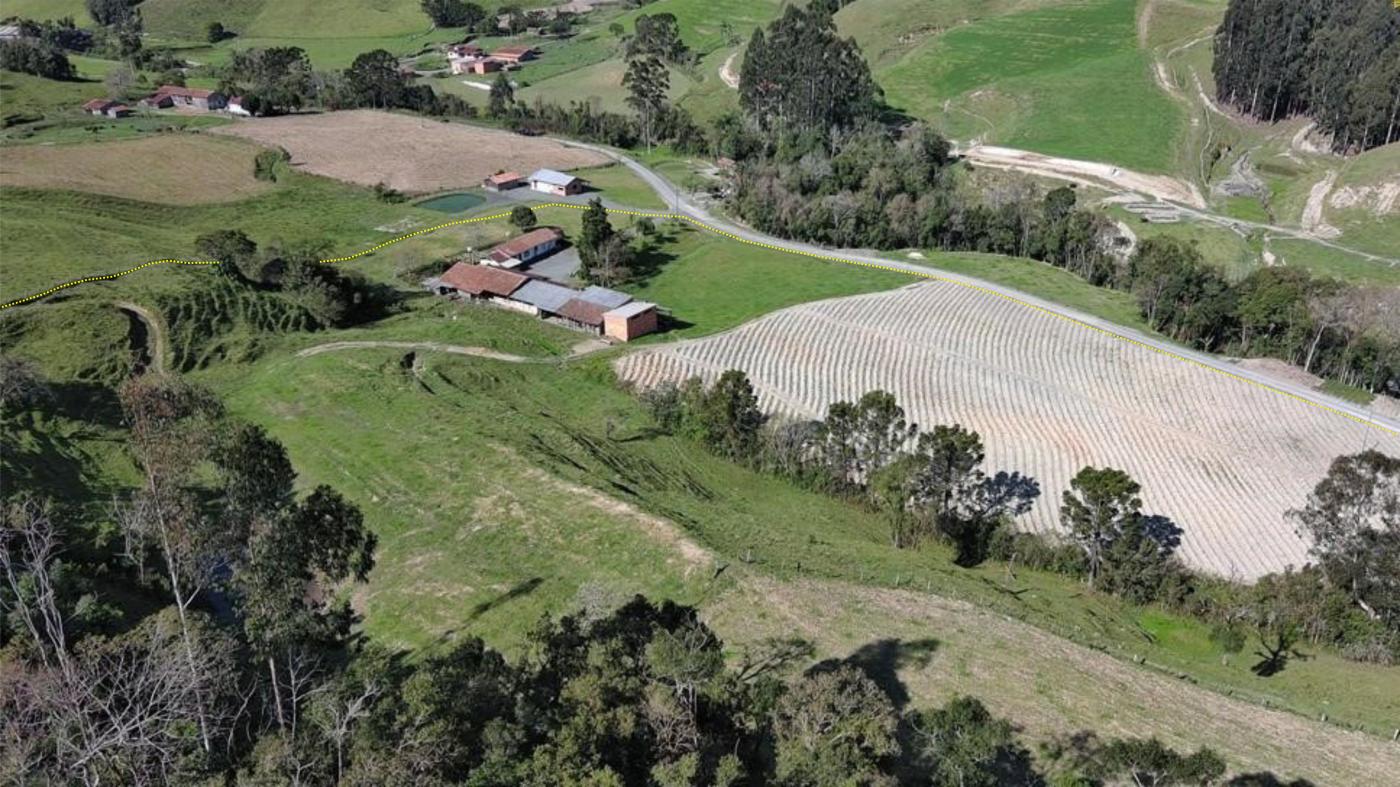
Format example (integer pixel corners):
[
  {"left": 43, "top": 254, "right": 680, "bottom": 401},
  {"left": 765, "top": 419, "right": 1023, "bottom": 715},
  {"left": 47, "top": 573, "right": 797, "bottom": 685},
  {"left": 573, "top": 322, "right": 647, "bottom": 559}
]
[{"left": 560, "top": 139, "right": 1400, "bottom": 435}]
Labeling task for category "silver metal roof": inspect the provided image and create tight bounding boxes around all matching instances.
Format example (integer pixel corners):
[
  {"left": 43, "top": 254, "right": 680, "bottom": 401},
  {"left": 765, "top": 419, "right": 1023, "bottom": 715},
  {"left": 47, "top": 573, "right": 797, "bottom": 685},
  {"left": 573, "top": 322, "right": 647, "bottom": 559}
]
[
  {"left": 529, "top": 168, "right": 579, "bottom": 187},
  {"left": 511, "top": 279, "right": 578, "bottom": 313},
  {"left": 578, "top": 286, "right": 631, "bottom": 309}
]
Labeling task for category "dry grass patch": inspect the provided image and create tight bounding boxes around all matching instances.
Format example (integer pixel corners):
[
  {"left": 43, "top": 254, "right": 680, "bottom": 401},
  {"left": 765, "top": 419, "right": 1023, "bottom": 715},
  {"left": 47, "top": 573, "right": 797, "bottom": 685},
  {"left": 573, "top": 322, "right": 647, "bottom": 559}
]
[
  {"left": 706, "top": 575, "right": 1400, "bottom": 785},
  {"left": 0, "top": 134, "right": 271, "bottom": 204},
  {"left": 210, "top": 110, "right": 609, "bottom": 193}
]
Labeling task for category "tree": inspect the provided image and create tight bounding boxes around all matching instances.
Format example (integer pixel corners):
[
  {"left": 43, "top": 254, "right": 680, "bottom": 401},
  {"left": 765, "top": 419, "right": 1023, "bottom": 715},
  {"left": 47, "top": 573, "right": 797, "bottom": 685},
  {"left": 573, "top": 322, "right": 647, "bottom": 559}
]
[
  {"left": 590, "top": 233, "right": 635, "bottom": 287},
  {"left": 116, "top": 375, "right": 230, "bottom": 756},
  {"left": 509, "top": 205, "right": 537, "bottom": 232},
  {"left": 206, "top": 21, "right": 232, "bottom": 43},
  {"left": 904, "top": 696, "right": 1031, "bottom": 787},
  {"left": 239, "top": 485, "right": 376, "bottom": 732},
  {"left": 1290, "top": 450, "right": 1400, "bottom": 624},
  {"left": 422, "top": 0, "right": 485, "bottom": 28},
  {"left": 1090, "top": 736, "right": 1226, "bottom": 786},
  {"left": 624, "top": 53, "right": 669, "bottom": 152},
  {"left": 773, "top": 666, "right": 898, "bottom": 785},
  {"left": 1061, "top": 466, "right": 1143, "bottom": 590},
  {"left": 0, "top": 356, "right": 48, "bottom": 410},
  {"left": 488, "top": 69, "right": 514, "bottom": 116},
  {"left": 86, "top": 0, "right": 138, "bottom": 27},
  {"left": 223, "top": 47, "right": 313, "bottom": 115},
  {"left": 0, "top": 39, "right": 76, "bottom": 80},
  {"left": 700, "top": 370, "right": 765, "bottom": 461},
  {"left": 194, "top": 229, "right": 259, "bottom": 281},
  {"left": 905, "top": 426, "right": 1039, "bottom": 564},
  {"left": 577, "top": 197, "right": 614, "bottom": 270},
  {"left": 344, "top": 49, "right": 406, "bottom": 109}
]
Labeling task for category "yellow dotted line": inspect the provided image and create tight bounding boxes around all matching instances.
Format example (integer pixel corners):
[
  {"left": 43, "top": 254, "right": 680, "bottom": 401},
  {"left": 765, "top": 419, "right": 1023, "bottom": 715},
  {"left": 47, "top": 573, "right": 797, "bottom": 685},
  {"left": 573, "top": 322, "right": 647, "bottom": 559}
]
[
  {"left": 1, "top": 202, "right": 1394, "bottom": 438},
  {"left": 0, "top": 259, "right": 223, "bottom": 309}
]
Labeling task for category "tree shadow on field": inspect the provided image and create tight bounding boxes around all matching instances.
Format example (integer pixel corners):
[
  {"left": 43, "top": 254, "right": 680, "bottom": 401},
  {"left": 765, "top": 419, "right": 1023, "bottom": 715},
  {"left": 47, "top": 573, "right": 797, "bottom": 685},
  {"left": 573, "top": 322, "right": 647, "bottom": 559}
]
[
  {"left": 466, "top": 576, "right": 546, "bottom": 623},
  {"left": 807, "top": 637, "right": 941, "bottom": 709}
]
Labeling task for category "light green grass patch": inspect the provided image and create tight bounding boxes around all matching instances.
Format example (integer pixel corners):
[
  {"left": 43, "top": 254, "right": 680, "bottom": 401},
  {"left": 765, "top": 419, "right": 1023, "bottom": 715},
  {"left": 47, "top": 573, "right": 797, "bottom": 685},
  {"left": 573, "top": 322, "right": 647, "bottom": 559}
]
[
  {"left": 570, "top": 163, "right": 669, "bottom": 210},
  {"left": 878, "top": 0, "right": 1185, "bottom": 173}
]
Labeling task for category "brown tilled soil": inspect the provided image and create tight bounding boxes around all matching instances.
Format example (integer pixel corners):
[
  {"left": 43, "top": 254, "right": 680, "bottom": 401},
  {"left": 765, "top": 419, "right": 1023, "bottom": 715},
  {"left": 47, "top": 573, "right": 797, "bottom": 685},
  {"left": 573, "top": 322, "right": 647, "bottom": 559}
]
[
  {"left": 705, "top": 575, "right": 1400, "bottom": 784},
  {"left": 210, "top": 110, "right": 609, "bottom": 193}
]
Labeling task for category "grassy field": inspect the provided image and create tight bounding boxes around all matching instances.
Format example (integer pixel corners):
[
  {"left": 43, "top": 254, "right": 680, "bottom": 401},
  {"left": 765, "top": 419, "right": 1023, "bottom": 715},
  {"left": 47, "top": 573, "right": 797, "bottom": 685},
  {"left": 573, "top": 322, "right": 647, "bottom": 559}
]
[
  {"left": 870, "top": 0, "right": 1185, "bottom": 173},
  {"left": 570, "top": 163, "right": 669, "bottom": 210},
  {"left": 0, "top": 135, "right": 272, "bottom": 204}
]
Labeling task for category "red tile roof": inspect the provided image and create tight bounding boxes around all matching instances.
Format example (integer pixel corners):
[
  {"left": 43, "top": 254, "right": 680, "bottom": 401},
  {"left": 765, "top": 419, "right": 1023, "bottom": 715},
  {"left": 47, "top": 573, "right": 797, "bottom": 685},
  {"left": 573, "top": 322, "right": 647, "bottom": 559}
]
[
  {"left": 488, "top": 227, "right": 562, "bottom": 262},
  {"left": 492, "top": 45, "right": 535, "bottom": 60},
  {"left": 82, "top": 98, "right": 114, "bottom": 111},
  {"left": 555, "top": 298, "right": 608, "bottom": 327},
  {"left": 439, "top": 263, "right": 529, "bottom": 297},
  {"left": 484, "top": 171, "right": 523, "bottom": 185}
]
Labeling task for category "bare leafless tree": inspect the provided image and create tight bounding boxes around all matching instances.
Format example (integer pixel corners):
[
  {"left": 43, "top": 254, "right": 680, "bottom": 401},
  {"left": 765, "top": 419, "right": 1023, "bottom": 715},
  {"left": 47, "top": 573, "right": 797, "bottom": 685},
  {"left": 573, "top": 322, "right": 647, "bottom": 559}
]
[{"left": 1, "top": 497, "right": 72, "bottom": 678}]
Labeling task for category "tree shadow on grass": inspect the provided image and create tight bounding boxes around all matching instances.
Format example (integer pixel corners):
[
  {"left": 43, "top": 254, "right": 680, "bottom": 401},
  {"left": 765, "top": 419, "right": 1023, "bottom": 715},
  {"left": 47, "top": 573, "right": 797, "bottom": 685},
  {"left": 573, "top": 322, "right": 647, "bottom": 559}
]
[
  {"left": 807, "top": 637, "right": 941, "bottom": 709},
  {"left": 466, "top": 576, "right": 546, "bottom": 623}
]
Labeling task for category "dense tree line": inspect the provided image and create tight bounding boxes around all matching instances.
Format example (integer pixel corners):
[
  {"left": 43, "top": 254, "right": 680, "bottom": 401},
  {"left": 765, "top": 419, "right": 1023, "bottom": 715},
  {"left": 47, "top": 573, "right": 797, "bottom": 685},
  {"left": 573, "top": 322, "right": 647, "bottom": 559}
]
[
  {"left": 219, "top": 47, "right": 316, "bottom": 116},
  {"left": 1127, "top": 238, "right": 1400, "bottom": 395},
  {"left": 0, "top": 37, "right": 75, "bottom": 80},
  {"left": 1214, "top": 0, "right": 1400, "bottom": 152}
]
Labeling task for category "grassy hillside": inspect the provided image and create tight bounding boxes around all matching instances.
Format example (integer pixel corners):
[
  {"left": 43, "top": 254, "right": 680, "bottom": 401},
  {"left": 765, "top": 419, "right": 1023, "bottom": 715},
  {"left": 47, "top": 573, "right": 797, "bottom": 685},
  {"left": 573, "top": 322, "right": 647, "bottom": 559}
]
[{"left": 854, "top": 0, "right": 1185, "bottom": 172}]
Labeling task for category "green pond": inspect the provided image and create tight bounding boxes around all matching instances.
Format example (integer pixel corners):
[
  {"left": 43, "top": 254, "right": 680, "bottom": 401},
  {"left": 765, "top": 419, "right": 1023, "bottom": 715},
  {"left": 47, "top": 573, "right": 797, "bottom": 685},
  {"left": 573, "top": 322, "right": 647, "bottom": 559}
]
[{"left": 417, "top": 192, "right": 486, "bottom": 213}]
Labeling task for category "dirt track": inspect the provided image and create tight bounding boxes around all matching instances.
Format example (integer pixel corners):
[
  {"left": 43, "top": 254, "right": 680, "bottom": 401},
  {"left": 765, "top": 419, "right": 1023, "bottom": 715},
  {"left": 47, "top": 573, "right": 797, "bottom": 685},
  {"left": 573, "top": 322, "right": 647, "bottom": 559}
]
[{"left": 958, "top": 144, "right": 1208, "bottom": 207}]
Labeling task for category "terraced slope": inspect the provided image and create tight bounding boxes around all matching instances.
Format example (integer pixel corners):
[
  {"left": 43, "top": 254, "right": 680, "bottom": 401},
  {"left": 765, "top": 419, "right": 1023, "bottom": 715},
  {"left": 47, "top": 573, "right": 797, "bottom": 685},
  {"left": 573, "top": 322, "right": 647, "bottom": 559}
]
[{"left": 616, "top": 283, "right": 1399, "bottom": 579}]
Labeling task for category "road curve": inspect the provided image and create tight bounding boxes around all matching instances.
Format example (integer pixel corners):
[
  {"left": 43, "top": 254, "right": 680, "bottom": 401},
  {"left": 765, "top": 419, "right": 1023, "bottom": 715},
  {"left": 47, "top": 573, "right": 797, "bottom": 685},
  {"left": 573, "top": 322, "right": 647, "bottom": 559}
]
[{"left": 559, "top": 139, "right": 1400, "bottom": 436}]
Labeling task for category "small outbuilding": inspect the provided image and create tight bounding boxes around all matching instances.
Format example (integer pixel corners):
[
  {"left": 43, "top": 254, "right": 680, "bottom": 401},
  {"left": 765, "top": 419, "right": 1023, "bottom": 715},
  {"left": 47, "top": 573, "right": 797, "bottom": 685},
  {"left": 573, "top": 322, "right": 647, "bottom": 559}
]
[
  {"left": 81, "top": 98, "right": 131, "bottom": 118},
  {"left": 470, "top": 58, "right": 502, "bottom": 74},
  {"left": 528, "top": 168, "right": 585, "bottom": 196},
  {"left": 482, "top": 171, "right": 524, "bottom": 191},
  {"left": 603, "top": 301, "right": 659, "bottom": 342},
  {"left": 227, "top": 96, "right": 251, "bottom": 116},
  {"left": 554, "top": 298, "right": 610, "bottom": 332},
  {"left": 486, "top": 227, "right": 564, "bottom": 268},
  {"left": 491, "top": 46, "right": 536, "bottom": 64}
]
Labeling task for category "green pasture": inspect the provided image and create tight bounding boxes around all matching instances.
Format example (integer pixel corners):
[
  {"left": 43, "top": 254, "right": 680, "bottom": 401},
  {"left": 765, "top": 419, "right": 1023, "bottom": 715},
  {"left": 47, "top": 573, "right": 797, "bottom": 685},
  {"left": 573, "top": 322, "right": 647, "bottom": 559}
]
[{"left": 876, "top": 0, "right": 1185, "bottom": 173}]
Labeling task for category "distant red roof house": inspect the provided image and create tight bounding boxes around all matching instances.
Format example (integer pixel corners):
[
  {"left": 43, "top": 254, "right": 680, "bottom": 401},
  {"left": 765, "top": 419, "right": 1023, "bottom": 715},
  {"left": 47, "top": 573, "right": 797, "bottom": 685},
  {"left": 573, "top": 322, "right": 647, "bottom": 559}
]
[
  {"left": 487, "top": 227, "right": 563, "bottom": 268},
  {"left": 145, "top": 85, "right": 227, "bottom": 111},
  {"left": 555, "top": 298, "right": 610, "bottom": 329},
  {"left": 81, "top": 98, "right": 131, "bottom": 118},
  {"left": 439, "top": 263, "right": 530, "bottom": 298},
  {"left": 450, "top": 43, "right": 484, "bottom": 57},
  {"left": 482, "top": 171, "right": 524, "bottom": 190},
  {"left": 491, "top": 46, "right": 537, "bottom": 64},
  {"left": 470, "top": 58, "right": 503, "bottom": 74}
]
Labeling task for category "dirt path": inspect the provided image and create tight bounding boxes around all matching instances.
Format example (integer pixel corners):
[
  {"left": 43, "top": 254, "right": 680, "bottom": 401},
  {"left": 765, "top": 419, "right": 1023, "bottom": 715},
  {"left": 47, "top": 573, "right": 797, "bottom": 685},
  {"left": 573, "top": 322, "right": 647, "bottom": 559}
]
[
  {"left": 115, "top": 301, "right": 165, "bottom": 375},
  {"left": 719, "top": 51, "right": 739, "bottom": 89},
  {"left": 958, "top": 144, "right": 1208, "bottom": 207},
  {"left": 1301, "top": 170, "right": 1341, "bottom": 238},
  {"left": 294, "top": 338, "right": 609, "bottom": 362}
]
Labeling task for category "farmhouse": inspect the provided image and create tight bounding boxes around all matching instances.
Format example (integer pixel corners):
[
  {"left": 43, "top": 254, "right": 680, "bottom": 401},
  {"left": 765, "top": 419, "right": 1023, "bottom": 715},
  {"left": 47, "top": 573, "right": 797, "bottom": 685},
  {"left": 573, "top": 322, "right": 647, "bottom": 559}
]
[
  {"left": 81, "top": 99, "right": 131, "bottom": 118},
  {"left": 529, "top": 169, "right": 585, "bottom": 196},
  {"left": 144, "top": 85, "right": 227, "bottom": 111},
  {"left": 491, "top": 46, "right": 537, "bottom": 64},
  {"left": 482, "top": 171, "right": 524, "bottom": 191},
  {"left": 435, "top": 262, "right": 529, "bottom": 305},
  {"left": 486, "top": 227, "right": 564, "bottom": 268},
  {"left": 429, "top": 262, "right": 658, "bottom": 341},
  {"left": 603, "top": 301, "right": 659, "bottom": 342}
]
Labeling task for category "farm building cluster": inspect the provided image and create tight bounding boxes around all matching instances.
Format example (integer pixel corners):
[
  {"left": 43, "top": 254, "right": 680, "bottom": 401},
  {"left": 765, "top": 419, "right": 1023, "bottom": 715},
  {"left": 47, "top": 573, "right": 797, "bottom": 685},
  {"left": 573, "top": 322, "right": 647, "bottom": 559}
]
[
  {"left": 82, "top": 85, "right": 250, "bottom": 118},
  {"left": 449, "top": 42, "right": 538, "bottom": 75},
  {"left": 482, "top": 169, "right": 586, "bottom": 196},
  {"left": 427, "top": 228, "right": 658, "bottom": 342}
]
